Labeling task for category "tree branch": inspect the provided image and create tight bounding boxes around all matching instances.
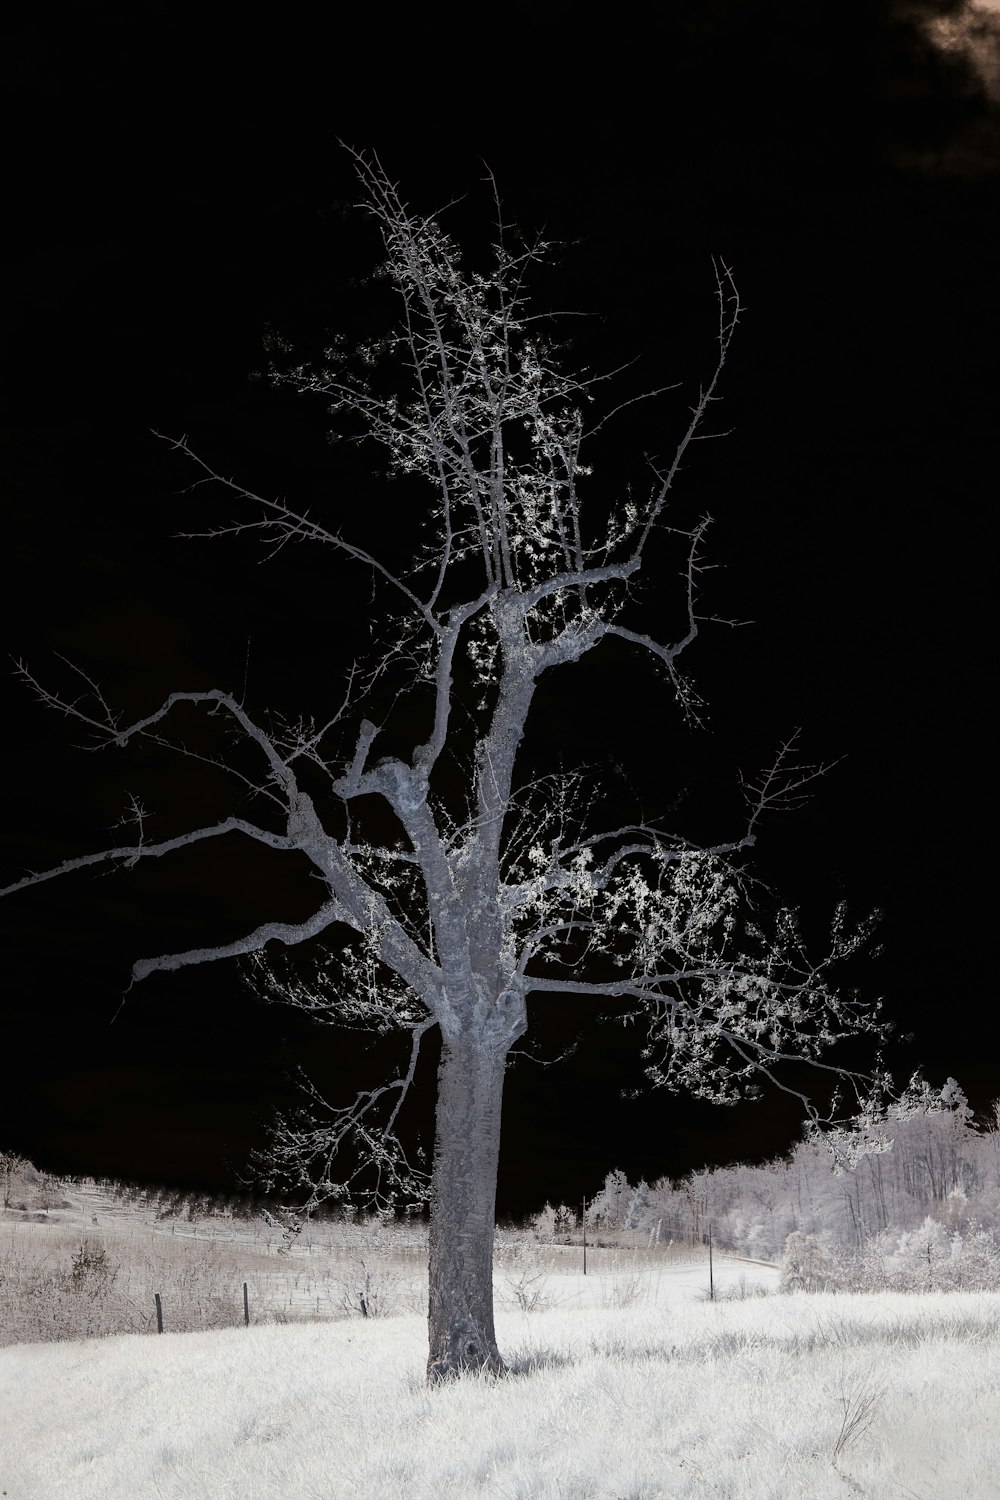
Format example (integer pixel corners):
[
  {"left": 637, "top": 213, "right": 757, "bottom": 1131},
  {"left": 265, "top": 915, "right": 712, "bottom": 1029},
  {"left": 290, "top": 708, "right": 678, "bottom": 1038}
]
[
  {"left": 635, "top": 259, "right": 741, "bottom": 557},
  {"left": 743, "top": 730, "right": 843, "bottom": 831},
  {"left": 130, "top": 900, "right": 349, "bottom": 985},
  {"left": 154, "top": 431, "right": 442, "bottom": 631},
  {"left": 523, "top": 973, "right": 713, "bottom": 998},
  {"left": 0, "top": 816, "right": 297, "bottom": 899}
]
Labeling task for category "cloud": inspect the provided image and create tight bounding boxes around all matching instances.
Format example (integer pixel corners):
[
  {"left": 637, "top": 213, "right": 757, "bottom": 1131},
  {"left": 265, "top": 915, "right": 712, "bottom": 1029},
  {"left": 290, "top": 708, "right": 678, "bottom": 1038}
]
[
  {"left": 925, "top": 0, "right": 1000, "bottom": 101},
  {"left": 884, "top": 0, "right": 1000, "bottom": 175}
]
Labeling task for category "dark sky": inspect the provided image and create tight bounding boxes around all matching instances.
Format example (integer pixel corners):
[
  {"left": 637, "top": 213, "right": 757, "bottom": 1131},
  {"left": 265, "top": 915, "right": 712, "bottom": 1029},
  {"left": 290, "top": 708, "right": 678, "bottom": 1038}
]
[{"left": 1, "top": 1, "right": 996, "bottom": 1219}]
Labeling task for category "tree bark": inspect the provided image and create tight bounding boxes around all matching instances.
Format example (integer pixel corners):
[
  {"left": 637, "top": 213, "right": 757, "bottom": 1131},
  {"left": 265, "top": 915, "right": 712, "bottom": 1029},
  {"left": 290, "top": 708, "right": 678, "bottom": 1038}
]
[{"left": 426, "top": 1028, "right": 509, "bottom": 1382}]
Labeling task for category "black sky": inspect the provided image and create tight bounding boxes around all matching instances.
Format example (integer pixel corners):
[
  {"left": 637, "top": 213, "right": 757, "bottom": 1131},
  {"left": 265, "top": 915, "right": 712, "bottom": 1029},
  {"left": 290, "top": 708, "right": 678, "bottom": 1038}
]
[{"left": 1, "top": 1, "right": 996, "bottom": 1219}]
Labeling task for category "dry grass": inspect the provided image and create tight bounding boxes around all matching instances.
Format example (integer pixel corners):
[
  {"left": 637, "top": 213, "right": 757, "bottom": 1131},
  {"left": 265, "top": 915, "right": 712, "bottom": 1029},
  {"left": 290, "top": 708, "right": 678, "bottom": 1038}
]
[
  {"left": 0, "top": 1171, "right": 739, "bottom": 1348},
  {"left": 3, "top": 1289, "right": 999, "bottom": 1499}
]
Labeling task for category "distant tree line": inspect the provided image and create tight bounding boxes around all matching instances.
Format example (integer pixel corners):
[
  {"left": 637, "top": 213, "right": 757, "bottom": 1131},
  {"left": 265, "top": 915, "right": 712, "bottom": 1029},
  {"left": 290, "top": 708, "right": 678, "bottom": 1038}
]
[{"left": 553, "top": 1077, "right": 1000, "bottom": 1288}]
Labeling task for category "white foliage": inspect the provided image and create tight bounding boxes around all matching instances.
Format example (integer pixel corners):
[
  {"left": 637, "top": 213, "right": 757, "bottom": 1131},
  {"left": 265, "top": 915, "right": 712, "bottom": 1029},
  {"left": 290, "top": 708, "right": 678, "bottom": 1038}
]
[
  {"left": 623, "top": 1179, "right": 651, "bottom": 1232},
  {"left": 529, "top": 1200, "right": 574, "bottom": 1241},
  {"left": 586, "top": 1169, "right": 634, "bottom": 1230},
  {"left": 591, "top": 1075, "right": 1000, "bottom": 1289},
  {"left": 780, "top": 1230, "right": 836, "bottom": 1292}
]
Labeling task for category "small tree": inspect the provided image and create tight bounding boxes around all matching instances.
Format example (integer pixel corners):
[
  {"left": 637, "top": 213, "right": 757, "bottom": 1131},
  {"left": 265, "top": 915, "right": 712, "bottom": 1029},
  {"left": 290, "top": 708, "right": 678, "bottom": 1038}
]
[
  {"left": 1, "top": 150, "right": 886, "bottom": 1381},
  {"left": 0, "top": 1150, "right": 28, "bottom": 1210},
  {"left": 588, "top": 1168, "right": 634, "bottom": 1230},
  {"left": 780, "top": 1229, "right": 834, "bottom": 1292},
  {"left": 624, "top": 1180, "right": 652, "bottom": 1232}
]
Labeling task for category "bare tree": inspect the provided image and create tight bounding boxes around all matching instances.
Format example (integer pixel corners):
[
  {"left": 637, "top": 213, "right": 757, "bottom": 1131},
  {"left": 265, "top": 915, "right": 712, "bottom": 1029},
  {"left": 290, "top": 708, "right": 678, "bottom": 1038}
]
[{"left": 1, "top": 150, "right": 886, "bottom": 1381}]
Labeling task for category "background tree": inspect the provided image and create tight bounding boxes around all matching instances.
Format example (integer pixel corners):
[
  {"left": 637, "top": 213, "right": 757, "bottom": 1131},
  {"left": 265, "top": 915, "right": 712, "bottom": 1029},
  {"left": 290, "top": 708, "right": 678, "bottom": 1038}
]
[
  {"left": 598, "top": 1074, "right": 1000, "bottom": 1274},
  {"left": 0, "top": 151, "right": 886, "bottom": 1381},
  {"left": 0, "top": 1149, "right": 28, "bottom": 1211}
]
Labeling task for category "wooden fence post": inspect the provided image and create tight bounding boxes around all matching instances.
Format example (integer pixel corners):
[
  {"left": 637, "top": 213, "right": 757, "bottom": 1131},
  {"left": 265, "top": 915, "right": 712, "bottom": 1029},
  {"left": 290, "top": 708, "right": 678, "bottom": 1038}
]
[
  {"left": 154, "top": 1292, "right": 163, "bottom": 1333},
  {"left": 244, "top": 1281, "right": 250, "bottom": 1326},
  {"left": 708, "top": 1223, "right": 714, "bottom": 1302},
  {"left": 582, "top": 1197, "right": 587, "bottom": 1276}
]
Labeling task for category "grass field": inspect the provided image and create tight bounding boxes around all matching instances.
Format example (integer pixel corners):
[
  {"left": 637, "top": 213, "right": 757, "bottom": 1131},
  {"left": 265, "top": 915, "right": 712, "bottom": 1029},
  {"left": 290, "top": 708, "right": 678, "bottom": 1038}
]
[
  {"left": 0, "top": 1174, "right": 764, "bottom": 1343},
  {"left": 4, "top": 1289, "right": 1000, "bottom": 1498},
  {"left": 2, "top": 1176, "right": 999, "bottom": 1498}
]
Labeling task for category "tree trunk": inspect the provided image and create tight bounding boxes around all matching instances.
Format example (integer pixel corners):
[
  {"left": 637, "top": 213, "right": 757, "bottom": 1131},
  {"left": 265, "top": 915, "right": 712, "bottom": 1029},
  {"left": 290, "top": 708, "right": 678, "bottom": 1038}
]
[{"left": 426, "top": 1029, "right": 509, "bottom": 1382}]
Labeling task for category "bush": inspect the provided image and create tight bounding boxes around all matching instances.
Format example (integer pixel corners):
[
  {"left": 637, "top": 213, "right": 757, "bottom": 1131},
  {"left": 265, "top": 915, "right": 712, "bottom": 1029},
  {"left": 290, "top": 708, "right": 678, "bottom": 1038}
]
[
  {"left": 338, "top": 1256, "right": 403, "bottom": 1318},
  {"left": 529, "top": 1201, "right": 574, "bottom": 1242},
  {"left": 781, "top": 1231, "right": 836, "bottom": 1293},
  {"left": 502, "top": 1271, "right": 554, "bottom": 1313},
  {"left": 780, "top": 1222, "right": 1000, "bottom": 1295},
  {"left": 69, "top": 1240, "right": 114, "bottom": 1289}
]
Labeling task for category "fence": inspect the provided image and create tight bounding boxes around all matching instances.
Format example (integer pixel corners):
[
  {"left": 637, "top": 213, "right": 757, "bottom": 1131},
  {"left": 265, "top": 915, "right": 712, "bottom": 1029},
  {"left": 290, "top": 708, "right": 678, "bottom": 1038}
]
[
  {"left": 537, "top": 1198, "right": 780, "bottom": 1296},
  {"left": 151, "top": 1280, "right": 251, "bottom": 1333}
]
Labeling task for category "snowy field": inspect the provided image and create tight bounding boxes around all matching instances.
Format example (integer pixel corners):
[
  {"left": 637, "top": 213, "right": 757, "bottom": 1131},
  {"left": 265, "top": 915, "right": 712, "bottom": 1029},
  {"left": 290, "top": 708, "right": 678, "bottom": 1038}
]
[{"left": 3, "top": 1178, "right": 1000, "bottom": 1497}]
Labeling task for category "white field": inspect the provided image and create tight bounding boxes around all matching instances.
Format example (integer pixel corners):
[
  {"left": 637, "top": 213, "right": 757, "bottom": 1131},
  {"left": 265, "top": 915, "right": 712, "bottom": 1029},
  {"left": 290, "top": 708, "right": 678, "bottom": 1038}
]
[{"left": 3, "top": 1183, "right": 1000, "bottom": 1498}]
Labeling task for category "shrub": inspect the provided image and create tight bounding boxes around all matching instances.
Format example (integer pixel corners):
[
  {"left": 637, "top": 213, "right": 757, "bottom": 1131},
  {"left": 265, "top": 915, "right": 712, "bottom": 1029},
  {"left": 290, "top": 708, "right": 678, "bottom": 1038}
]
[
  {"left": 338, "top": 1256, "right": 402, "bottom": 1318},
  {"left": 530, "top": 1201, "right": 574, "bottom": 1242},
  {"left": 781, "top": 1231, "right": 836, "bottom": 1293}
]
